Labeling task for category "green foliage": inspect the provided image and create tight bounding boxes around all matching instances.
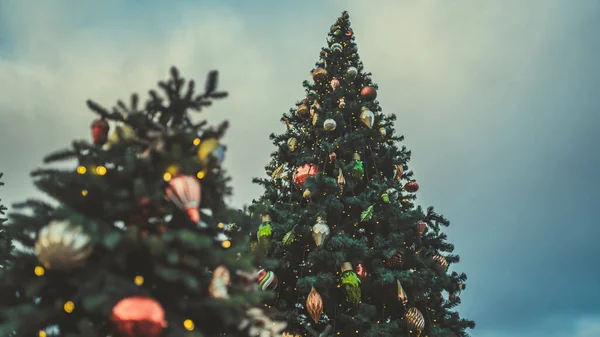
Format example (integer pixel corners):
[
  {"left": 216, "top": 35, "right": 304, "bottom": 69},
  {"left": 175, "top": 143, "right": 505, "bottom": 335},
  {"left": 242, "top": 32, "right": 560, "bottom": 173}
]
[
  {"left": 250, "top": 11, "right": 475, "bottom": 337},
  {"left": 0, "top": 68, "right": 272, "bottom": 336}
]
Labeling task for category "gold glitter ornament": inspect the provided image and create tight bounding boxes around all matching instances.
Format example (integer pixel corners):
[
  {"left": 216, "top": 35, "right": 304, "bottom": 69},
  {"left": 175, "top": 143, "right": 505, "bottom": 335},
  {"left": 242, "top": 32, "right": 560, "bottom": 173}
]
[{"left": 35, "top": 220, "right": 93, "bottom": 270}]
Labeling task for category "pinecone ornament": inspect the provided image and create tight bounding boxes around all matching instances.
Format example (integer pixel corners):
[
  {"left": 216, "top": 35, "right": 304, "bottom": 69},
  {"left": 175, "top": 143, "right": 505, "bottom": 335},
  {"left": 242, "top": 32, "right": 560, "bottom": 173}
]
[{"left": 386, "top": 252, "right": 404, "bottom": 268}]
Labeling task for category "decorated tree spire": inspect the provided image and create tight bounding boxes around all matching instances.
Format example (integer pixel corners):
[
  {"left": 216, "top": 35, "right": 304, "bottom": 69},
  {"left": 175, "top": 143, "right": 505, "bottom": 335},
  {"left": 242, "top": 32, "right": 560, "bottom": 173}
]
[{"left": 251, "top": 11, "right": 475, "bottom": 336}]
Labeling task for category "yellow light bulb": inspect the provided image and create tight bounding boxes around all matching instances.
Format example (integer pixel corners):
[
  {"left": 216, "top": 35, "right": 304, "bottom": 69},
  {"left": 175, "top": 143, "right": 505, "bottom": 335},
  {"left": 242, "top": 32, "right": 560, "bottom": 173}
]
[
  {"left": 163, "top": 172, "right": 172, "bottom": 181},
  {"left": 95, "top": 166, "right": 107, "bottom": 176},
  {"left": 197, "top": 171, "right": 206, "bottom": 179},
  {"left": 222, "top": 240, "right": 231, "bottom": 248},
  {"left": 183, "top": 319, "right": 195, "bottom": 331},
  {"left": 81, "top": 190, "right": 88, "bottom": 196},
  {"left": 134, "top": 275, "right": 144, "bottom": 286},
  {"left": 64, "top": 301, "right": 75, "bottom": 313},
  {"left": 39, "top": 331, "right": 47, "bottom": 337},
  {"left": 76, "top": 166, "right": 86, "bottom": 174},
  {"left": 34, "top": 266, "right": 45, "bottom": 276},
  {"left": 193, "top": 138, "right": 201, "bottom": 146},
  {"left": 217, "top": 222, "right": 225, "bottom": 228}
]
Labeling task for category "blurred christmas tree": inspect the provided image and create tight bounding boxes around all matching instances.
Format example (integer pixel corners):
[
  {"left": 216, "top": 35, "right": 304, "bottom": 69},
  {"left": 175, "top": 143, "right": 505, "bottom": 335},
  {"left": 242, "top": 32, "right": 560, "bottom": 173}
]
[
  {"left": 0, "top": 68, "right": 285, "bottom": 337},
  {"left": 0, "top": 173, "right": 14, "bottom": 267},
  {"left": 251, "top": 11, "right": 475, "bottom": 337}
]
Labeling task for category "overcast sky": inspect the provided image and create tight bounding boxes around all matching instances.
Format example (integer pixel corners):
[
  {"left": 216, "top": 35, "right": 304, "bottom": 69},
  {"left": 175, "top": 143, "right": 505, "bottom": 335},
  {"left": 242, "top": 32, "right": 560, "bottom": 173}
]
[{"left": 1, "top": 1, "right": 599, "bottom": 336}]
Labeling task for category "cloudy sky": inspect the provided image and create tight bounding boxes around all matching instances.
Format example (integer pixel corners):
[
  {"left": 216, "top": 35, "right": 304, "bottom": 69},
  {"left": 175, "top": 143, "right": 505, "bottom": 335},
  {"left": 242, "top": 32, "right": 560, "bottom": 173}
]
[{"left": 1, "top": 0, "right": 599, "bottom": 336}]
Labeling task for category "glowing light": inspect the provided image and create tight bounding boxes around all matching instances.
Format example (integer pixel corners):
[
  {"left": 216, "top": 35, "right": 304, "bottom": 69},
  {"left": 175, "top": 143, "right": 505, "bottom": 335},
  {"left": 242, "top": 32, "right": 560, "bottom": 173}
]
[
  {"left": 95, "top": 166, "right": 107, "bottom": 176},
  {"left": 163, "top": 172, "right": 172, "bottom": 181},
  {"left": 34, "top": 266, "right": 45, "bottom": 276},
  {"left": 81, "top": 190, "right": 88, "bottom": 196},
  {"left": 184, "top": 319, "right": 195, "bottom": 331},
  {"left": 64, "top": 301, "right": 75, "bottom": 313},
  {"left": 193, "top": 138, "right": 201, "bottom": 146},
  {"left": 222, "top": 240, "right": 231, "bottom": 248},
  {"left": 76, "top": 166, "right": 86, "bottom": 174},
  {"left": 134, "top": 275, "right": 144, "bottom": 286}
]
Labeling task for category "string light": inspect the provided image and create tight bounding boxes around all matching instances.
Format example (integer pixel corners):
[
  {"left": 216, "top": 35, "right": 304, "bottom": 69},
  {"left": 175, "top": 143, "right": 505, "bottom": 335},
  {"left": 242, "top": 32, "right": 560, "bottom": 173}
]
[
  {"left": 163, "top": 172, "right": 172, "bottom": 181},
  {"left": 81, "top": 189, "right": 88, "bottom": 196},
  {"left": 34, "top": 266, "right": 45, "bottom": 276},
  {"left": 64, "top": 301, "right": 75, "bottom": 313},
  {"left": 134, "top": 275, "right": 144, "bottom": 286},
  {"left": 183, "top": 319, "right": 195, "bottom": 331},
  {"left": 222, "top": 240, "right": 231, "bottom": 248},
  {"left": 193, "top": 138, "right": 201, "bottom": 146},
  {"left": 39, "top": 331, "right": 47, "bottom": 337},
  {"left": 76, "top": 166, "right": 86, "bottom": 174},
  {"left": 95, "top": 166, "right": 107, "bottom": 176}
]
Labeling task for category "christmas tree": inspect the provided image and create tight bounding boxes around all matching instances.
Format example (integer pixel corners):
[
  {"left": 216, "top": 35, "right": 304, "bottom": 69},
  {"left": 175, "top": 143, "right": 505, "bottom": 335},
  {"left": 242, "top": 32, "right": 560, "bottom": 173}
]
[
  {"left": 0, "top": 68, "right": 286, "bottom": 337},
  {"left": 251, "top": 11, "right": 475, "bottom": 337},
  {"left": 0, "top": 173, "right": 14, "bottom": 267}
]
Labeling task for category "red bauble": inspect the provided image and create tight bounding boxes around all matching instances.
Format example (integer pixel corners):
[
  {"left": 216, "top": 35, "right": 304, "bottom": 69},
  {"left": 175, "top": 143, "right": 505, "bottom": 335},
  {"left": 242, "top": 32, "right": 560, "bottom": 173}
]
[
  {"left": 416, "top": 220, "right": 427, "bottom": 237},
  {"left": 405, "top": 181, "right": 419, "bottom": 193},
  {"left": 386, "top": 252, "right": 404, "bottom": 268},
  {"left": 346, "top": 29, "right": 353, "bottom": 37},
  {"left": 293, "top": 164, "right": 319, "bottom": 188},
  {"left": 111, "top": 297, "right": 167, "bottom": 337},
  {"left": 91, "top": 119, "right": 110, "bottom": 145},
  {"left": 360, "top": 86, "right": 377, "bottom": 101},
  {"left": 355, "top": 263, "right": 367, "bottom": 280}
]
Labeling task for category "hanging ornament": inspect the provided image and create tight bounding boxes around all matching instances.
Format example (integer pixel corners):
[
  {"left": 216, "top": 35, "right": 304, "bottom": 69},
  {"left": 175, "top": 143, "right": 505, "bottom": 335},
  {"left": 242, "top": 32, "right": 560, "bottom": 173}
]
[
  {"left": 337, "top": 168, "right": 345, "bottom": 192},
  {"left": 404, "top": 181, "right": 419, "bottom": 193},
  {"left": 360, "top": 204, "right": 374, "bottom": 222},
  {"left": 271, "top": 164, "right": 285, "bottom": 179},
  {"left": 257, "top": 214, "right": 272, "bottom": 251},
  {"left": 360, "top": 110, "right": 375, "bottom": 128},
  {"left": 355, "top": 263, "right": 367, "bottom": 280},
  {"left": 347, "top": 67, "right": 358, "bottom": 78},
  {"left": 106, "top": 124, "right": 137, "bottom": 149},
  {"left": 312, "top": 111, "right": 319, "bottom": 126},
  {"left": 397, "top": 280, "right": 408, "bottom": 305},
  {"left": 323, "top": 118, "right": 337, "bottom": 131},
  {"left": 91, "top": 119, "right": 110, "bottom": 145},
  {"left": 111, "top": 297, "right": 167, "bottom": 337},
  {"left": 386, "top": 252, "right": 404, "bottom": 268},
  {"left": 330, "top": 77, "right": 340, "bottom": 91},
  {"left": 165, "top": 175, "right": 201, "bottom": 224},
  {"left": 387, "top": 188, "right": 399, "bottom": 201},
  {"left": 338, "top": 97, "right": 346, "bottom": 108},
  {"left": 433, "top": 254, "right": 448, "bottom": 270},
  {"left": 416, "top": 220, "right": 427, "bottom": 236},
  {"left": 379, "top": 127, "right": 387, "bottom": 137},
  {"left": 35, "top": 220, "right": 93, "bottom": 270},
  {"left": 303, "top": 189, "right": 312, "bottom": 199},
  {"left": 346, "top": 29, "right": 353, "bottom": 37},
  {"left": 394, "top": 164, "right": 403, "bottom": 181},
  {"left": 340, "top": 262, "right": 362, "bottom": 304},
  {"left": 198, "top": 138, "right": 226, "bottom": 168},
  {"left": 381, "top": 191, "right": 390, "bottom": 203},
  {"left": 209, "top": 265, "right": 230, "bottom": 299},
  {"left": 306, "top": 286, "right": 323, "bottom": 323},
  {"left": 352, "top": 152, "right": 364, "bottom": 178},
  {"left": 360, "top": 86, "right": 377, "bottom": 101},
  {"left": 405, "top": 307, "right": 425, "bottom": 336},
  {"left": 329, "top": 152, "right": 337, "bottom": 163},
  {"left": 287, "top": 137, "right": 298, "bottom": 152},
  {"left": 312, "top": 217, "right": 330, "bottom": 247},
  {"left": 283, "top": 117, "right": 291, "bottom": 130},
  {"left": 238, "top": 308, "right": 287, "bottom": 336},
  {"left": 312, "top": 68, "right": 328, "bottom": 82},
  {"left": 282, "top": 225, "right": 297, "bottom": 245},
  {"left": 257, "top": 269, "right": 278, "bottom": 291},
  {"left": 293, "top": 164, "right": 319, "bottom": 188},
  {"left": 297, "top": 105, "right": 309, "bottom": 118},
  {"left": 331, "top": 43, "right": 343, "bottom": 53}
]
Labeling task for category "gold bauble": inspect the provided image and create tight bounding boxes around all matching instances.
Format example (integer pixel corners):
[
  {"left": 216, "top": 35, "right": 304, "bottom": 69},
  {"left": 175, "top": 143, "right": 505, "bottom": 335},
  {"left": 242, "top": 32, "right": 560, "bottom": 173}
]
[
  {"left": 360, "top": 110, "right": 375, "bottom": 128},
  {"left": 287, "top": 137, "right": 298, "bottom": 152},
  {"left": 35, "top": 220, "right": 93, "bottom": 270},
  {"left": 312, "top": 68, "right": 328, "bottom": 82}
]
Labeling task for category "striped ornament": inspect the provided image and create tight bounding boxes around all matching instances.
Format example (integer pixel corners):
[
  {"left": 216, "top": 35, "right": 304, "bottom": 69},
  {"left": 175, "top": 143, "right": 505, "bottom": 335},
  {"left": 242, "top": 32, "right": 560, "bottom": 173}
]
[
  {"left": 165, "top": 175, "right": 201, "bottom": 223},
  {"left": 433, "top": 254, "right": 448, "bottom": 270},
  {"left": 405, "top": 307, "right": 425, "bottom": 332},
  {"left": 256, "top": 269, "right": 278, "bottom": 291}
]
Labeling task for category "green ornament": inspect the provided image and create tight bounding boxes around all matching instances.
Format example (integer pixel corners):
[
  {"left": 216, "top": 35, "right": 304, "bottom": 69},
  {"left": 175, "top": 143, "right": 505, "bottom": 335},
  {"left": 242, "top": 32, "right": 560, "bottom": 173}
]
[
  {"left": 257, "top": 215, "right": 273, "bottom": 250},
  {"left": 352, "top": 152, "right": 364, "bottom": 178},
  {"left": 360, "top": 204, "right": 375, "bottom": 222},
  {"left": 282, "top": 225, "right": 297, "bottom": 245},
  {"left": 341, "top": 262, "right": 362, "bottom": 304},
  {"left": 381, "top": 193, "right": 390, "bottom": 203}
]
